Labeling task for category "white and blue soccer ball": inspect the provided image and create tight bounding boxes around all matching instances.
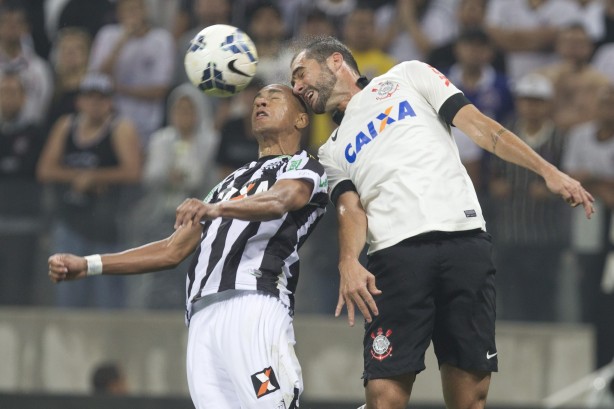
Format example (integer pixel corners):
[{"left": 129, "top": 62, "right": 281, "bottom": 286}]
[{"left": 184, "top": 24, "right": 259, "bottom": 97}]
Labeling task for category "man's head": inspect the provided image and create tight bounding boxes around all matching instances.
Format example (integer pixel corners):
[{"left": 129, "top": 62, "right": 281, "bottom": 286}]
[
  {"left": 251, "top": 84, "right": 308, "bottom": 144},
  {"left": 513, "top": 73, "right": 554, "bottom": 122},
  {"left": 290, "top": 36, "right": 360, "bottom": 114},
  {"left": 76, "top": 73, "right": 114, "bottom": 123},
  {"left": 91, "top": 362, "right": 128, "bottom": 395},
  {"left": 0, "top": 2, "right": 29, "bottom": 49}
]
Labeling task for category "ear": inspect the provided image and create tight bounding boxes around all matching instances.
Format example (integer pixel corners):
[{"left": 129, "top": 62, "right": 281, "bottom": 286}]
[
  {"left": 328, "top": 52, "right": 344, "bottom": 72},
  {"left": 294, "top": 112, "right": 309, "bottom": 130}
]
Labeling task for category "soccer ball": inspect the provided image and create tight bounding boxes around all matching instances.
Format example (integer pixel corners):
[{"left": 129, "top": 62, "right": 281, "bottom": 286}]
[{"left": 184, "top": 24, "right": 258, "bottom": 97}]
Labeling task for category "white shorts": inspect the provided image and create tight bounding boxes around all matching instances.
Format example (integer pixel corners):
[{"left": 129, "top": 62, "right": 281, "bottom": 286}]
[{"left": 186, "top": 291, "right": 302, "bottom": 409}]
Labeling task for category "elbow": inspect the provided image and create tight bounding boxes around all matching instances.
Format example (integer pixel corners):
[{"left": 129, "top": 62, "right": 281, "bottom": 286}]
[{"left": 267, "top": 201, "right": 287, "bottom": 220}]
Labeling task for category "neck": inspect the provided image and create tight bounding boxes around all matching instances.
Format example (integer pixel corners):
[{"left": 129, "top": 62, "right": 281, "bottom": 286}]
[
  {"left": 256, "top": 131, "right": 300, "bottom": 158},
  {"left": 335, "top": 72, "right": 363, "bottom": 113}
]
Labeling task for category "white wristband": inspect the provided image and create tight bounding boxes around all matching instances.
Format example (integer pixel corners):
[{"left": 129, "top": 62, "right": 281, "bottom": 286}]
[{"left": 85, "top": 254, "right": 103, "bottom": 276}]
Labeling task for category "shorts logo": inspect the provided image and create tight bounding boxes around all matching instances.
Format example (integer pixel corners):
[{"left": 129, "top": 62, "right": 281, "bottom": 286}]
[
  {"left": 370, "top": 328, "right": 393, "bottom": 361},
  {"left": 251, "top": 366, "right": 280, "bottom": 398}
]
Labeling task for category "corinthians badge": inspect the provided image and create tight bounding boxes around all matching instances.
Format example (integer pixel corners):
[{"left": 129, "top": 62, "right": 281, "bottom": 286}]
[
  {"left": 370, "top": 328, "right": 393, "bottom": 361},
  {"left": 371, "top": 80, "right": 399, "bottom": 100}
]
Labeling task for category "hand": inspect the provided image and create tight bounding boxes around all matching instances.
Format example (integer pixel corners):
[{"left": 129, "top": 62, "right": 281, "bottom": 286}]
[
  {"left": 72, "top": 171, "right": 96, "bottom": 193},
  {"left": 174, "top": 198, "right": 221, "bottom": 229},
  {"left": 48, "top": 254, "right": 87, "bottom": 283},
  {"left": 335, "top": 258, "right": 382, "bottom": 326},
  {"left": 543, "top": 166, "right": 595, "bottom": 218}
]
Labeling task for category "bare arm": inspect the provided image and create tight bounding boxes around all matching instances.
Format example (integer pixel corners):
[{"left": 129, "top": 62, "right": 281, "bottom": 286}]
[
  {"left": 335, "top": 191, "right": 381, "bottom": 326},
  {"left": 37, "top": 116, "right": 82, "bottom": 183},
  {"left": 48, "top": 222, "right": 203, "bottom": 283},
  {"left": 174, "top": 178, "right": 314, "bottom": 228},
  {"left": 453, "top": 104, "right": 595, "bottom": 217}
]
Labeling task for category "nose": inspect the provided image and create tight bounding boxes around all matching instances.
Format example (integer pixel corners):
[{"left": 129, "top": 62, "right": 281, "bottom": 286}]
[
  {"left": 292, "top": 81, "right": 304, "bottom": 96},
  {"left": 254, "top": 97, "right": 267, "bottom": 108}
]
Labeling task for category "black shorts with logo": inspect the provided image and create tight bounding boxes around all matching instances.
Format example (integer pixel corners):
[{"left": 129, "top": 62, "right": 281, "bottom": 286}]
[{"left": 363, "top": 229, "right": 498, "bottom": 383}]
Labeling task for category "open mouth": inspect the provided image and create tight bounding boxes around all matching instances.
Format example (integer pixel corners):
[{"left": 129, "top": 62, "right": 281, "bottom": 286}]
[{"left": 255, "top": 109, "right": 268, "bottom": 118}]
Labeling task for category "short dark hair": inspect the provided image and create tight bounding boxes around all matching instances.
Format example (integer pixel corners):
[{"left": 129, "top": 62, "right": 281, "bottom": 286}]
[
  {"left": 91, "top": 363, "right": 122, "bottom": 394},
  {"left": 294, "top": 36, "right": 361, "bottom": 76}
]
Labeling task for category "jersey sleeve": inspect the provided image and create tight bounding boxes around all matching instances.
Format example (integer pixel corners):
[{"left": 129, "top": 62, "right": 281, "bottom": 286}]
[
  {"left": 401, "top": 61, "right": 469, "bottom": 121},
  {"left": 277, "top": 151, "right": 328, "bottom": 203},
  {"left": 317, "top": 139, "right": 357, "bottom": 205}
]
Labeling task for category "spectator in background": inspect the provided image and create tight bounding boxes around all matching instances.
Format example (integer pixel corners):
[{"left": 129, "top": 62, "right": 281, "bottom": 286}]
[
  {"left": 127, "top": 83, "right": 219, "bottom": 309},
  {"left": 446, "top": 28, "right": 514, "bottom": 192},
  {"left": 489, "top": 73, "right": 569, "bottom": 322},
  {"left": 91, "top": 362, "right": 129, "bottom": 395},
  {"left": 573, "top": 0, "right": 607, "bottom": 42},
  {"left": 595, "top": 0, "right": 614, "bottom": 47},
  {"left": 0, "top": 2, "right": 53, "bottom": 125},
  {"left": 174, "top": 0, "right": 232, "bottom": 86},
  {"left": 0, "top": 71, "right": 45, "bottom": 306},
  {"left": 539, "top": 24, "right": 611, "bottom": 132},
  {"left": 562, "top": 85, "right": 614, "bottom": 368},
  {"left": 592, "top": 10, "right": 614, "bottom": 83},
  {"left": 89, "top": 0, "right": 175, "bottom": 146},
  {"left": 297, "top": 9, "right": 336, "bottom": 40},
  {"left": 428, "top": 0, "right": 507, "bottom": 74},
  {"left": 375, "top": 0, "right": 457, "bottom": 63},
  {"left": 485, "top": 0, "right": 580, "bottom": 81},
  {"left": 215, "top": 79, "right": 262, "bottom": 180},
  {"left": 342, "top": 6, "right": 397, "bottom": 81},
  {"left": 37, "top": 73, "right": 141, "bottom": 309},
  {"left": 281, "top": 0, "right": 357, "bottom": 38},
  {"left": 245, "top": 2, "right": 292, "bottom": 85},
  {"left": 52, "top": 0, "right": 115, "bottom": 43},
  {"left": 47, "top": 27, "right": 91, "bottom": 129}
]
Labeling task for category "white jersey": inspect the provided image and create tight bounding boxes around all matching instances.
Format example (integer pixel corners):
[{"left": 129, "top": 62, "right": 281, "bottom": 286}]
[
  {"left": 185, "top": 151, "right": 328, "bottom": 321},
  {"left": 318, "top": 61, "right": 485, "bottom": 254}
]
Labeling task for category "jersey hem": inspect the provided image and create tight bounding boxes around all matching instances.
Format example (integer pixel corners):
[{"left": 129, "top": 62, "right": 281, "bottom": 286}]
[{"left": 367, "top": 221, "right": 486, "bottom": 254}]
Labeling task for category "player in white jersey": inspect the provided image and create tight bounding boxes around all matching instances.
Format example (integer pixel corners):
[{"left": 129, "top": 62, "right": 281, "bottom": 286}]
[
  {"left": 290, "top": 37, "right": 595, "bottom": 409},
  {"left": 47, "top": 84, "right": 329, "bottom": 409}
]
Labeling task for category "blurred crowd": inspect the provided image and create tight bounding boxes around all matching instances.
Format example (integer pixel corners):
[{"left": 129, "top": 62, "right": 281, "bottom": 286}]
[{"left": 0, "top": 0, "right": 613, "bottom": 369}]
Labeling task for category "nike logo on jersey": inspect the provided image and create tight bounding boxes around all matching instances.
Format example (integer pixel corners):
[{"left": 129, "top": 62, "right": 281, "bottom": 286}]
[
  {"left": 486, "top": 351, "right": 497, "bottom": 359},
  {"left": 228, "top": 59, "right": 251, "bottom": 77},
  {"left": 345, "top": 100, "right": 416, "bottom": 163}
]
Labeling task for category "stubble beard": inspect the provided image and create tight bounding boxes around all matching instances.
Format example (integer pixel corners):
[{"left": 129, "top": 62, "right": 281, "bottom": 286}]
[{"left": 311, "top": 65, "right": 337, "bottom": 114}]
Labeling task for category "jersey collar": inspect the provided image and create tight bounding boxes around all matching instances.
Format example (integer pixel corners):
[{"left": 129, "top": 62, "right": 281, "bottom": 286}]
[{"left": 332, "top": 76, "right": 369, "bottom": 125}]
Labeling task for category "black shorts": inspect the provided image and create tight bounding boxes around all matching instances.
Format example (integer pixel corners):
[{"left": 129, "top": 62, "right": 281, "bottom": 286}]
[{"left": 363, "top": 229, "right": 498, "bottom": 383}]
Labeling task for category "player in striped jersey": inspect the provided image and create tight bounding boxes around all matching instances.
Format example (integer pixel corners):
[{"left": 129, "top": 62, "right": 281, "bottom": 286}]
[{"left": 47, "top": 84, "right": 328, "bottom": 409}]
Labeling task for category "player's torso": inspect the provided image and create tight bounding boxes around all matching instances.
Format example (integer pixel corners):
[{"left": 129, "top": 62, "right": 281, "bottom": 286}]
[
  {"left": 187, "top": 152, "right": 325, "bottom": 309},
  {"left": 322, "top": 63, "right": 485, "bottom": 252}
]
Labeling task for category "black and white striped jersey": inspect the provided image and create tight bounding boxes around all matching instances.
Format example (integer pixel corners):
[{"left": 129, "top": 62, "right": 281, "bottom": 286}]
[{"left": 185, "top": 150, "right": 328, "bottom": 320}]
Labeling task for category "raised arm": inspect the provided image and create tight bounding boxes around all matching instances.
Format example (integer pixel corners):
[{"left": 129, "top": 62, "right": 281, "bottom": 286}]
[
  {"left": 335, "top": 190, "right": 381, "bottom": 326},
  {"left": 452, "top": 104, "right": 595, "bottom": 218},
  {"left": 48, "top": 222, "right": 203, "bottom": 283},
  {"left": 174, "top": 178, "right": 314, "bottom": 228}
]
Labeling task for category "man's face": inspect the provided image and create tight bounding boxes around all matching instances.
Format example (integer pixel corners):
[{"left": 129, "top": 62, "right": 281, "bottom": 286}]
[
  {"left": 291, "top": 51, "right": 337, "bottom": 114},
  {"left": 0, "top": 76, "right": 25, "bottom": 120},
  {"left": 251, "top": 84, "right": 305, "bottom": 135}
]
